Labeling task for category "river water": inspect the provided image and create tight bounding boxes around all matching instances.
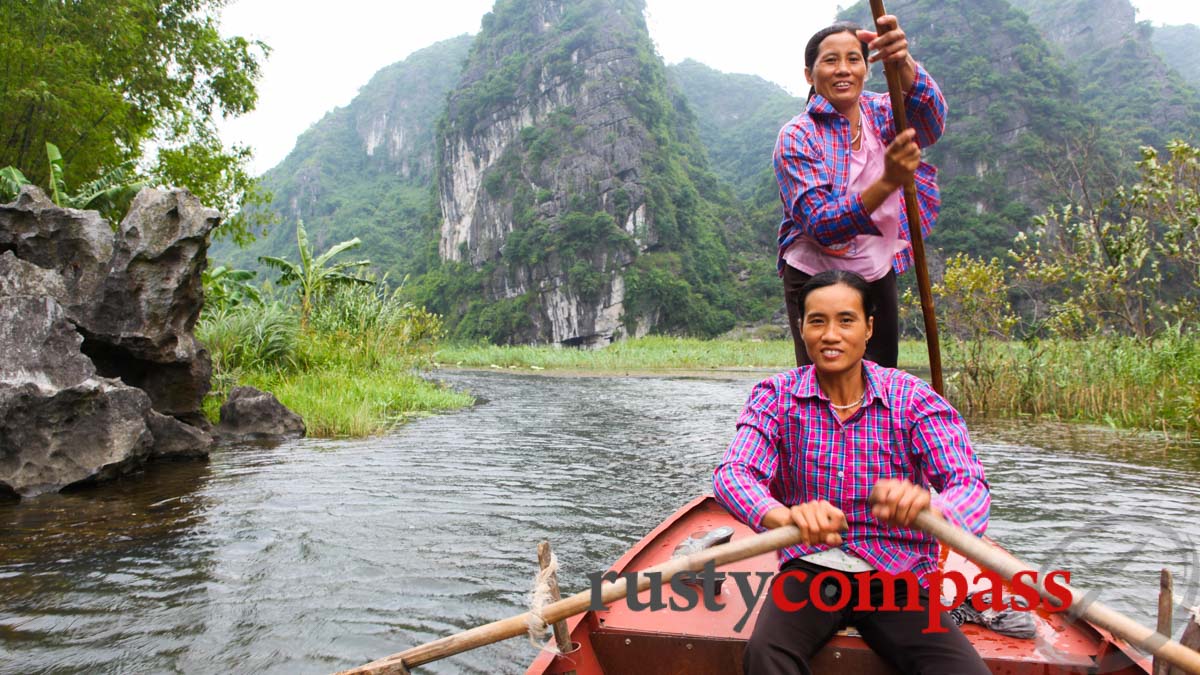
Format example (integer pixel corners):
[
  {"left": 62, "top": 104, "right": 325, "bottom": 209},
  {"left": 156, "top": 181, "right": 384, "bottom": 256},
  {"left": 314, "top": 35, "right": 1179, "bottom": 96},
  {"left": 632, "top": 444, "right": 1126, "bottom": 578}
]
[{"left": 1, "top": 370, "right": 1198, "bottom": 674}]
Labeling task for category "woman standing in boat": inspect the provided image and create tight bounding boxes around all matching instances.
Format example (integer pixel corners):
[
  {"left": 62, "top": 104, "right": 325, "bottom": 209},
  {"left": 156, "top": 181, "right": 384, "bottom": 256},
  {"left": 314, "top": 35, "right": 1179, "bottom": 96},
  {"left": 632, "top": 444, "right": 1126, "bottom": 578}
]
[
  {"left": 713, "top": 269, "right": 990, "bottom": 674},
  {"left": 775, "top": 16, "right": 944, "bottom": 368}
]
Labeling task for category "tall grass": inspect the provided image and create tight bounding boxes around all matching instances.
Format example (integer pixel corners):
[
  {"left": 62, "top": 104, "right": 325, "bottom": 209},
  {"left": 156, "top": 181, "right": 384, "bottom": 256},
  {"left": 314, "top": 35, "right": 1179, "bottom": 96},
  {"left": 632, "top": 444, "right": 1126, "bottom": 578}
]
[
  {"left": 197, "top": 283, "right": 472, "bottom": 437},
  {"left": 945, "top": 332, "right": 1200, "bottom": 433}
]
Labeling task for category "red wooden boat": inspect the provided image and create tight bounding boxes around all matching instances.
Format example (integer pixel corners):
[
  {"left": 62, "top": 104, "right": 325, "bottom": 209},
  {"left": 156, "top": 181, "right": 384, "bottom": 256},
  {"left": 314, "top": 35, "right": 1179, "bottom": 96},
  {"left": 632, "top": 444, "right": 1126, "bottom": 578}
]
[{"left": 527, "top": 496, "right": 1151, "bottom": 675}]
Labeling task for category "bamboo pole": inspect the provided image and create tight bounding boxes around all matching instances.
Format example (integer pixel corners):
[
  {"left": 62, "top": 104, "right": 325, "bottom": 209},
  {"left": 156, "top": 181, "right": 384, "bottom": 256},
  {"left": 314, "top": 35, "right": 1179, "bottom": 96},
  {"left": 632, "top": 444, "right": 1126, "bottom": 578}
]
[
  {"left": 1156, "top": 569, "right": 1175, "bottom": 675},
  {"left": 337, "top": 525, "right": 805, "bottom": 674},
  {"left": 913, "top": 511, "right": 1200, "bottom": 675},
  {"left": 867, "top": 0, "right": 944, "bottom": 395},
  {"left": 537, "top": 541, "right": 575, "bottom": 675}
]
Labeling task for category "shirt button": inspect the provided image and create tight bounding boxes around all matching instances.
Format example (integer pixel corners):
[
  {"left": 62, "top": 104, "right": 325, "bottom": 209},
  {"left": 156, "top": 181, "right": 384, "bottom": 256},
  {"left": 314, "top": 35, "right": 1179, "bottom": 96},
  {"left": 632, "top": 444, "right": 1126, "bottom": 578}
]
[{"left": 838, "top": 471, "right": 845, "bottom": 478}]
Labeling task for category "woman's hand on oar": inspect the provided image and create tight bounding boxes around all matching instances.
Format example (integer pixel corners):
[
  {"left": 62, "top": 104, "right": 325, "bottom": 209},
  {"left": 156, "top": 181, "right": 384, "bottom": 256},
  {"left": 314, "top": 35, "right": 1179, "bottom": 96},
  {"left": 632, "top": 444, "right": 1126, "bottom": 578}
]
[
  {"left": 869, "top": 478, "right": 935, "bottom": 527},
  {"left": 882, "top": 129, "right": 921, "bottom": 190},
  {"left": 856, "top": 14, "right": 917, "bottom": 90}
]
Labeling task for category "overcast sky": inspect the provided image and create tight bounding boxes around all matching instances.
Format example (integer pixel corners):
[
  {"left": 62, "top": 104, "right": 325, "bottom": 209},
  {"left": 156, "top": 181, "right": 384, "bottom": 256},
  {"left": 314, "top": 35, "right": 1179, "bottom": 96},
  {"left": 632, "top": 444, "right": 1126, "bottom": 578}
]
[{"left": 217, "top": 0, "right": 1200, "bottom": 176}]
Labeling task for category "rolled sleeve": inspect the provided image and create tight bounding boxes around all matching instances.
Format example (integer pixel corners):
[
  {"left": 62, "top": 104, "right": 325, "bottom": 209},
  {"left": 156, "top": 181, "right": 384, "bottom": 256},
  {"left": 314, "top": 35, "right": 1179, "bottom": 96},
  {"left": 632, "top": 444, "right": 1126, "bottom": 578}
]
[
  {"left": 713, "top": 380, "right": 787, "bottom": 532},
  {"left": 902, "top": 62, "right": 946, "bottom": 148},
  {"left": 906, "top": 385, "right": 990, "bottom": 537}
]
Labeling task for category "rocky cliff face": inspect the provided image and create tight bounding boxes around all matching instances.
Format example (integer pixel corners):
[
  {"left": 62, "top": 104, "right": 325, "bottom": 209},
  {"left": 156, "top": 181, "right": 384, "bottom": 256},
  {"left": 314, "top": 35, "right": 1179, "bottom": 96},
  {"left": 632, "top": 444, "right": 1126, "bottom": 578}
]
[
  {"left": 213, "top": 35, "right": 474, "bottom": 280},
  {"left": 1008, "top": 0, "right": 1200, "bottom": 148},
  {"left": 836, "top": 0, "right": 1121, "bottom": 258},
  {"left": 436, "top": 0, "right": 740, "bottom": 345}
]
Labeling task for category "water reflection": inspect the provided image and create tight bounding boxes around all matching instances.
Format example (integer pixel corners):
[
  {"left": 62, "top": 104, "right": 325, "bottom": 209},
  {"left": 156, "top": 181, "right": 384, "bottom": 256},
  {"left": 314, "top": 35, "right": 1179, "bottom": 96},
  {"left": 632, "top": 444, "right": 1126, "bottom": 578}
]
[{"left": 0, "top": 370, "right": 1196, "bottom": 674}]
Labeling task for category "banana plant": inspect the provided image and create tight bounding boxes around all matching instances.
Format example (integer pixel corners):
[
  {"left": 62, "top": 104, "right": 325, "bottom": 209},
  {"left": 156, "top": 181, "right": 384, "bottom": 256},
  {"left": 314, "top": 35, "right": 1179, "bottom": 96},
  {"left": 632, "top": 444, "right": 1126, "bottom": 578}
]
[
  {"left": 45, "top": 143, "right": 146, "bottom": 222},
  {"left": 258, "top": 219, "right": 373, "bottom": 325},
  {"left": 0, "top": 166, "right": 29, "bottom": 202},
  {"left": 0, "top": 143, "right": 145, "bottom": 222},
  {"left": 202, "top": 264, "right": 263, "bottom": 314}
]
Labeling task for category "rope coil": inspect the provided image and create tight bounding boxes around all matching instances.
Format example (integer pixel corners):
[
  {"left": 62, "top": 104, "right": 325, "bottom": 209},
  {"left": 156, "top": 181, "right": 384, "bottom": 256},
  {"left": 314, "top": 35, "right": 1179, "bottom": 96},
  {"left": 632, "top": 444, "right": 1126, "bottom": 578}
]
[{"left": 526, "top": 551, "right": 558, "bottom": 647}]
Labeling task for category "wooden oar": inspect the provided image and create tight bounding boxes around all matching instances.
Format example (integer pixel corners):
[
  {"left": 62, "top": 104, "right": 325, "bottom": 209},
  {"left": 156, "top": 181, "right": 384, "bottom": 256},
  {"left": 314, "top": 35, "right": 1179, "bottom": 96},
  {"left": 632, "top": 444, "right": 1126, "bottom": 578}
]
[
  {"left": 868, "top": 0, "right": 945, "bottom": 396},
  {"left": 336, "top": 524, "right": 805, "bottom": 674},
  {"left": 913, "top": 510, "right": 1200, "bottom": 675}
]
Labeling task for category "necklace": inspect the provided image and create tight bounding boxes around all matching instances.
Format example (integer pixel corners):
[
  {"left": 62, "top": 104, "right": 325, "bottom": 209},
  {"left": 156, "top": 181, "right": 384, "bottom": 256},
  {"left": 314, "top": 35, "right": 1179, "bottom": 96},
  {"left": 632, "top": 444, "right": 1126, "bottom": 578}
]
[
  {"left": 851, "top": 119, "right": 862, "bottom": 146},
  {"left": 829, "top": 392, "right": 866, "bottom": 410}
]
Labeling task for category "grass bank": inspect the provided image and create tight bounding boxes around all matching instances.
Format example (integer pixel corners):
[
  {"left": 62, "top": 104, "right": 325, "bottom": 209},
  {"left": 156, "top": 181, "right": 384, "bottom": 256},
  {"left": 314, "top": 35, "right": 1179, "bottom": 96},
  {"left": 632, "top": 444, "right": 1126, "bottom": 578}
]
[
  {"left": 199, "top": 286, "right": 473, "bottom": 438},
  {"left": 437, "top": 335, "right": 1198, "bottom": 434},
  {"left": 436, "top": 336, "right": 930, "bottom": 371}
]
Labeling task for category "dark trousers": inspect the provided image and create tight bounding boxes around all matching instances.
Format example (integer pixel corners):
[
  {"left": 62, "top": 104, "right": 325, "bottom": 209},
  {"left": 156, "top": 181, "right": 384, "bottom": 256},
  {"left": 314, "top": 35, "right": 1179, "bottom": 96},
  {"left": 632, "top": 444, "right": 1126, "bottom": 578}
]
[
  {"left": 744, "top": 559, "right": 989, "bottom": 675},
  {"left": 783, "top": 264, "right": 899, "bottom": 368}
]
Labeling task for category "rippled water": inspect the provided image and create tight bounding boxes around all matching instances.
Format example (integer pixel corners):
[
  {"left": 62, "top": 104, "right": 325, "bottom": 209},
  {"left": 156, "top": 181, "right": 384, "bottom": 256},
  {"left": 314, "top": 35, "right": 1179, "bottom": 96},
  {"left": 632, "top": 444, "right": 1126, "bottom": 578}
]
[{"left": 1, "top": 370, "right": 1198, "bottom": 674}]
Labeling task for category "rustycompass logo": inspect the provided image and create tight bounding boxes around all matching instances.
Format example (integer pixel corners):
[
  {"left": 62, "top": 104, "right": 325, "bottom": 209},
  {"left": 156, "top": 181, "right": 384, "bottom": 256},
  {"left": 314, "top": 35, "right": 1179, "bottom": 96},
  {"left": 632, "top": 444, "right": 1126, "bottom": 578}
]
[{"left": 588, "top": 560, "right": 1074, "bottom": 633}]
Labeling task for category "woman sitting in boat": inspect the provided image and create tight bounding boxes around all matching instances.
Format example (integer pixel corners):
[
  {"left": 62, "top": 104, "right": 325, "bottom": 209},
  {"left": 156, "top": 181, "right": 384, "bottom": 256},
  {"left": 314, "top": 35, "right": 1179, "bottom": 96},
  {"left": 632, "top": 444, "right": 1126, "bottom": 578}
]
[
  {"left": 776, "top": 16, "right": 943, "bottom": 369},
  {"left": 713, "top": 269, "right": 990, "bottom": 675}
]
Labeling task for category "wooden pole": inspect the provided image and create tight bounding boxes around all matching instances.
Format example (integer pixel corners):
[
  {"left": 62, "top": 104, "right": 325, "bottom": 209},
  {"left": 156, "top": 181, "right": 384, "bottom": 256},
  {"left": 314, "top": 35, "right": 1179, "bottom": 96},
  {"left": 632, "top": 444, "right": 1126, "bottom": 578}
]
[
  {"left": 1170, "top": 609, "right": 1200, "bottom": 675},
  {"left": 537, "top": 541, "right": 575, "bottom": 675},
  {"left": 337, "top": 525, "right": 805, "bottom": 674},
  {"left": 867, "top": 0, "right": 945, "bottom": 395},
  {"left": 913, "top": 511, "right": 1200, "bottom": 675},
  {"left": 1157, "top": 569, "right": 1175, "bottom": 675}
]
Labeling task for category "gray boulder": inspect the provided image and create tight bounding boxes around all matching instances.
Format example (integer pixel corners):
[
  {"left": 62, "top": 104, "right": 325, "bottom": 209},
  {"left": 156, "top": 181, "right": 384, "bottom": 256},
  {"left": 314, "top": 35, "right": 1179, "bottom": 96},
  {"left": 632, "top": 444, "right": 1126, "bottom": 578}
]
[
  {"left": 146, "top": 410, "right": 213, "bottom": 459},
  {"left": 0, "top": 187, "right": 220, "bottom": 496},
  {"left": 0, "top": 288, "right": 155, "bottom": 496},
  {"left": 0, "top": 186, "right": 113, "bottom": 316},
  {"left": 80, "top": 188, "right": 219, "bottom": 419},
  {"left": 216, "top": 386, "right": 306, "bottom": 443}
]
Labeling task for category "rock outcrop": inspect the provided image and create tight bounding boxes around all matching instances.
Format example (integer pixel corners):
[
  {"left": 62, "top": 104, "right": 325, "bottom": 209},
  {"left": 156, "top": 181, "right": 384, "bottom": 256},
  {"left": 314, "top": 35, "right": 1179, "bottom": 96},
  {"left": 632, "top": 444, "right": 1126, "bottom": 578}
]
[
  {"left": 80, "top": 188, "right": 217, "bottom": 426},
  {"left": 437, "top": 0, "right": 657, "bottom": 346},
  {"left": 0, "top": 186, "right": 217, "bottom": 497},
  {"left": 434, "top": 0, "right": 740, "bottom": 346},
  {"left": 214, "top": 386, "right": 306, "bottom": 443}
]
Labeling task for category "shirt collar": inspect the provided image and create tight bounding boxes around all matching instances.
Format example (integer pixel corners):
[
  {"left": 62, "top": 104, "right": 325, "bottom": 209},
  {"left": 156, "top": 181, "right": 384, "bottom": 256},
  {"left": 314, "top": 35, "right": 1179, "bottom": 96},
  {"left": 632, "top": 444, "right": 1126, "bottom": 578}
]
[
  {"left": 791, "top": 361, "right": 892, "bottom": 410},
  {"left": 805, "top": 94, "right": 840, "bottom": 117}
]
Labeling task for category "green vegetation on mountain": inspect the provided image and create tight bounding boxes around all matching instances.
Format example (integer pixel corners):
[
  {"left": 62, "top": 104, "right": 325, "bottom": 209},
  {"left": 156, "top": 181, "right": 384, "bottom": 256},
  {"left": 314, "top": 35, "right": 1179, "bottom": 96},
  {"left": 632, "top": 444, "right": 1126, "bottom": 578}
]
[
  {"left": 0, "top": 0, "right": 269, "bottom": 242},
  {"left": 1007, "top": 0, "right": 1200, "bottom": 150},
  {"left": 218, "top": 0, "right": 1199, "bottom": 348},
  {"left": 405, "top": 0, "right": 777, "bottom": 343},
  {"left": 1151, "top": 23, "right": 1200, "bottom": 90},
  {"left": 212, "top": 35, "right": 474, "bottom": 279},
  {"left": 667, "top": 60, "right": 800, "bottom": 199}
]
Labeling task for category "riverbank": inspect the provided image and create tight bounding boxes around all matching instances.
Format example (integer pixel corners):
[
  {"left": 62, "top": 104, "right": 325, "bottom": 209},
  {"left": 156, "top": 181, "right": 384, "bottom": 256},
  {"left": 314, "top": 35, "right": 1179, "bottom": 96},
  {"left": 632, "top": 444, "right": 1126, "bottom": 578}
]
[
  {"left": 436, "top": 335, "right": 1199, "bottom": 435},
  {"left": 435, "top": 336, "right": 931, "bottom": 371},
  {"left": 199, "top": 293, "right": 474, "bottom": 438}
]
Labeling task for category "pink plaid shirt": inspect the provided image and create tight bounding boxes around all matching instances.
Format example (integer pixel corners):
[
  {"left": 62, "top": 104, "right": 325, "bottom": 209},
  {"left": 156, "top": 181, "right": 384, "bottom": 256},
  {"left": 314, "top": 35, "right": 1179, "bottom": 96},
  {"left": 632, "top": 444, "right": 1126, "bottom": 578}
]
[
  {"left": 713, "top": 362, "right": 989, "bottom": 586},
  {"left": 774, "top": 62, "right": 945, "bottom": 276}
]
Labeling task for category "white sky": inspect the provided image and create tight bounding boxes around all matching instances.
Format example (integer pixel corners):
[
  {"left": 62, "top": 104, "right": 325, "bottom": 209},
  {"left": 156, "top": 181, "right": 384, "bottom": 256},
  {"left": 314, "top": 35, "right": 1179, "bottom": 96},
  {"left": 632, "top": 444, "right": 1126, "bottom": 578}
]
[{"left": 217, "top": 0, "right": 1200, "bottom": 176}]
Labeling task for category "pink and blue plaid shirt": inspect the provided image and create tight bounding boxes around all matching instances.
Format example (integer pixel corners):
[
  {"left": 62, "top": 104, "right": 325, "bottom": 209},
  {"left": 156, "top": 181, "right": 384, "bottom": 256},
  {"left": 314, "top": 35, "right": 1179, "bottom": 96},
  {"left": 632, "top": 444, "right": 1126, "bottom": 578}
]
[
  {"left": 713, "top": 361, "right": 989, "bottom": 586},
  {"left": 774, "top": 63, "right": 946, "bottom": 276}
]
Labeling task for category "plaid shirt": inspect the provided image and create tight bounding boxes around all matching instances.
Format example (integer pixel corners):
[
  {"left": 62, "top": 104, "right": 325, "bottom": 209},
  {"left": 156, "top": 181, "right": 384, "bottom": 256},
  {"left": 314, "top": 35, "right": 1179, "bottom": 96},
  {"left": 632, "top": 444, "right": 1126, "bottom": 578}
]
[
  {"left": 713, "top": 362, "right": 989, "bottom": 586},
  {"left": 774, "top": 63, "right": 946, "bottom": 276}
]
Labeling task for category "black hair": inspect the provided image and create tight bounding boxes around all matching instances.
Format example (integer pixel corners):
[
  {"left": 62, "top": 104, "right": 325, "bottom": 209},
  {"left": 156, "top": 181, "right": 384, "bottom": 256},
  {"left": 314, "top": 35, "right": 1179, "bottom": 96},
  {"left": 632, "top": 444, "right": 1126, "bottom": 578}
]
[
  {"left": 797, "top": 269, "right": 876, "bottom": 319},
  {"left": 804, "top": 22, "right": 869, "bottom": 102}
]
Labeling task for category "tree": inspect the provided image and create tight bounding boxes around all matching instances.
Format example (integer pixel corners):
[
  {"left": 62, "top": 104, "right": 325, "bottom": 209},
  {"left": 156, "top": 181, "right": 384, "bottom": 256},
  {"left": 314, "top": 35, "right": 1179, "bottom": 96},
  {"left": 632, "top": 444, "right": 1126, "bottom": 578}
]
[
  {"left": 0, "top": 0, "right": 270, "bottom": 242},
  {"left": 1007, "top": 140, "right": 1200, "bottom": 338},
  {"left": 259, "top": 221, "right": 373, "bottom": 326},
  {"left": 1129, "top": 141, "right": 1200, "bottom": 325}
]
